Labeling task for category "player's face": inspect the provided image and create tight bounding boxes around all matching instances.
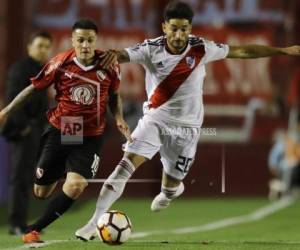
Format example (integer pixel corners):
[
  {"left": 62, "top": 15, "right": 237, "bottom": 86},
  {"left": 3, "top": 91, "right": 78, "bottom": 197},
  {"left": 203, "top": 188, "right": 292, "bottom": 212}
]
[
  {"left": 72, "top": 29, "right": 97, "bottom": 65},
  {"left": 27, "top": 37, "right": 52, "bottom": 64},
  {"left": 162, "top": 19, "right": 192, "bottom": 54}
]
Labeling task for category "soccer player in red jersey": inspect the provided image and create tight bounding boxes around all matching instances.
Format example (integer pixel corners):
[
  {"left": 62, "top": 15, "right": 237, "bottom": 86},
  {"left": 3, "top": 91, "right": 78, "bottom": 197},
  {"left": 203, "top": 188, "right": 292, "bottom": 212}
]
[{"left": 0, "top": 19, "right": 131, "bottom": 243}]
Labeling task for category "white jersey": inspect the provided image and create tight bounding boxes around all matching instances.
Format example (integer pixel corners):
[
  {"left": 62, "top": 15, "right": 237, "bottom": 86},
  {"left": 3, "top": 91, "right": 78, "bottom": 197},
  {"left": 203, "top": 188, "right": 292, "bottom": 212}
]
[{"left": 125, "top": 35, "right": 229, "bottom": 127}]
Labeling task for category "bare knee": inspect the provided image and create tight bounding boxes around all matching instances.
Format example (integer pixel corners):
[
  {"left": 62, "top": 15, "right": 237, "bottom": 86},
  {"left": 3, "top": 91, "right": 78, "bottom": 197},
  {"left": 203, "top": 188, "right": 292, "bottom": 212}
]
[
  {"left": 34, "top": 183, "right": 57, "bottom": 199},
  {"left": 34, "top": 188, "right": 48, "bottom": 199},
  {"left": 63, "top": 173, "right": 88, "bottom": 199},
  {"left": 124, "top": 152, "right": 147, "bottom": 168},
  {"left": 63, "top": 181, "right": 87, "bottom": 199}
]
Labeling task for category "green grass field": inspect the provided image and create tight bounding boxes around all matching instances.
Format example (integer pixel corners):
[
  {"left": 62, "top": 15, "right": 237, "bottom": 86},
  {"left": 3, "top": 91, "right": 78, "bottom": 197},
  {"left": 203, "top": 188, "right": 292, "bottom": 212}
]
[{"left": 1, "top": 198, "right": 300, "bottom": 250}]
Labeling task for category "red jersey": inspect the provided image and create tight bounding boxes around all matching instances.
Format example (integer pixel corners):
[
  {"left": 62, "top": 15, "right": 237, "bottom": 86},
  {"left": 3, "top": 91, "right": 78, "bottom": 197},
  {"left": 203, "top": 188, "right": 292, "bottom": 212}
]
[{"left": 31, "top": 49, "right": 120, "bottom": 136}]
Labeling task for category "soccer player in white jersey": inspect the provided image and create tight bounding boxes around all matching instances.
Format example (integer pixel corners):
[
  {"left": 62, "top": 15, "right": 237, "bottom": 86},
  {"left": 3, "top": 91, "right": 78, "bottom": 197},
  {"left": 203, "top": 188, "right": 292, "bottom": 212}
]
[{"left": 75, "top": 0, "right": 300, "bottom": 240}]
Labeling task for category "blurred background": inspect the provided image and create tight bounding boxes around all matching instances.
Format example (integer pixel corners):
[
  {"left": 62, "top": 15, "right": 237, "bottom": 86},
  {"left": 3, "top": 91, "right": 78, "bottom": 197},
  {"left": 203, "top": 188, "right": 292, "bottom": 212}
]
[{"left": 1, "top": 0, "right": 300, "bottom": 204}]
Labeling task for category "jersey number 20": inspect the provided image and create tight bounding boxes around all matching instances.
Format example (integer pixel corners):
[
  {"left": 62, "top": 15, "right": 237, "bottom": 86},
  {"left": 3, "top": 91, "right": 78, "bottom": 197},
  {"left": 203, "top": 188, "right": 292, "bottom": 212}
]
[{"left": 175, "top": 156, "right": 193, "bottom": 173}]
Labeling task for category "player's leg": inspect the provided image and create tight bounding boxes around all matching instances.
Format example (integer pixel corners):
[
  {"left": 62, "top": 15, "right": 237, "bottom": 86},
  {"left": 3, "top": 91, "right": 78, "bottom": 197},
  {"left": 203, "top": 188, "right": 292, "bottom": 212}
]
[
  {"left": 22, "top": 180, "right": 62, "bottom": 243},
  {"left": 22, "top": 126, "right": 71, "bottom": 243},
  {"left": 75, "top": 152, "right": 148, "bottom": 241},
  {"left": 24, "top": 132, "right": 104, "bottom": 244},
  {"left": 151, "top": 171, "right": 185, "bottom": 212},
  {"left": 162, "top": 172, "right": 185, "bottom": 198},
  {"left": 76, "top": 116, "right": 161, "bottom": 240},
  {"left": 23, "top": 173, "right": 88, "bottom": 243},
  {"left": 151, "top": 126, "right": 200, "bottom": 212},
  {"left": 27, "top": 172, "right": 87, "bottom": 232},
  {"left": 31, "top": 125, "right": 66, "bottom": 200},
  {"left": 90, "top": 151, "right": 146, "bottom": 220}
]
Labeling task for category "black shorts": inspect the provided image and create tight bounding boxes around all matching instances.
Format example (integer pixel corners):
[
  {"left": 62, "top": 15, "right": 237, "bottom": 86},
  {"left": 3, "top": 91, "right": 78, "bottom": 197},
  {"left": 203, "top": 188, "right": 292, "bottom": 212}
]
[{"left": 34, "top": 125, "right": 103, "bottom": 185}]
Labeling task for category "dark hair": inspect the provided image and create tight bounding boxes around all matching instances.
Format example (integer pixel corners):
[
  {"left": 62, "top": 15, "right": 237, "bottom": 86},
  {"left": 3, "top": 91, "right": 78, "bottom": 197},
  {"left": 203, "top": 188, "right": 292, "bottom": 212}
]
[
  {"left": 164, "top": 1, "right": 194, "bottom": 23},
  {"left": 72, "top": 18, "right": 98, "bottom": 33},
  {"left": 28, "top": 31, "right": 52, "bottom": 44}
]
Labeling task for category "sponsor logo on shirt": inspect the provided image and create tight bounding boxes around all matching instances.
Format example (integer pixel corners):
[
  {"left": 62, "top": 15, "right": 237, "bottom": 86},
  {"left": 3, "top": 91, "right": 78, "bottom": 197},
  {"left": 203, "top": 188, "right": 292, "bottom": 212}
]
[
  {"left": 64, "top": 72, "right": 74, "bottom": 79},
  {"left": 156, "top": 62, "right": 164, "bottom": 68}
]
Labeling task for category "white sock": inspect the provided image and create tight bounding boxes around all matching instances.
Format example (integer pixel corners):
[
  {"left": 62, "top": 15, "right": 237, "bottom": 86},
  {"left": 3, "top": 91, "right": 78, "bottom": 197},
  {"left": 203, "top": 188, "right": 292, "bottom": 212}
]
[
  {"left": 161, "top": 184, "right": 180, "bottom": 199},
  {"left": 89, "top": 157, "right": 135, "bottom": 225}
]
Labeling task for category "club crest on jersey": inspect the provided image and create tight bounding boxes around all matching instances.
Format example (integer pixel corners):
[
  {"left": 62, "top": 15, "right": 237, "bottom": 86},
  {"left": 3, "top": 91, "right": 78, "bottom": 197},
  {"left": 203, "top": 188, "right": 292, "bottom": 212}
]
[
  {"left": 96, "top": 70, "right": 106, "bottom": 81},
  {"left": 70, "top": 84, "right": 96, "bottom": 105},
  {"left": 186, "top": 56, "right": 195, "bottom": 69}
]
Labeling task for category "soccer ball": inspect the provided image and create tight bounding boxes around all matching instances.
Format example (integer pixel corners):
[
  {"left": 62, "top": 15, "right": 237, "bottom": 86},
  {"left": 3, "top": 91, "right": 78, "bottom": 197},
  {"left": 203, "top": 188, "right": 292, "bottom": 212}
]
[{"left": 96, "top": 210, "right": 132, "bottom": 245}]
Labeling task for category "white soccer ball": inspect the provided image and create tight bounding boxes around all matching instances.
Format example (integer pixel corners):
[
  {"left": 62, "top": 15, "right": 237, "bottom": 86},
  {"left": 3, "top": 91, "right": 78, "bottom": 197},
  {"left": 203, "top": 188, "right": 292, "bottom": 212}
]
[{"left": 96, "top": 210, "right": 132, "bottom": 245}]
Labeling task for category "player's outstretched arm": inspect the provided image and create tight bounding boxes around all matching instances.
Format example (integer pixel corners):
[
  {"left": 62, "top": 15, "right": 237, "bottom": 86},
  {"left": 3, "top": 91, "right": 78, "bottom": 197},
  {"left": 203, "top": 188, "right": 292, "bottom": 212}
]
[
  {"left": 108, "top": 90, "right": 132, "bottom": 142},
  {"left": 100, "top": 50, "right": 130, "bottom": 69},
  {"left": 227, "top": 45, "right": 300, "bottom": 59},
  {"left": 0, "top": 84, "right": 37, "bottom": 126}
]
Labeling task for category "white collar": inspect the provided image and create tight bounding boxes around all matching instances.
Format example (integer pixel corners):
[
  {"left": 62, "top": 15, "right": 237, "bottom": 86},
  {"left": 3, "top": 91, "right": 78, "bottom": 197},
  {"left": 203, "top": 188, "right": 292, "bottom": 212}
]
[{"left": 73, "top": 57, "right": 96, "bottom": 71}]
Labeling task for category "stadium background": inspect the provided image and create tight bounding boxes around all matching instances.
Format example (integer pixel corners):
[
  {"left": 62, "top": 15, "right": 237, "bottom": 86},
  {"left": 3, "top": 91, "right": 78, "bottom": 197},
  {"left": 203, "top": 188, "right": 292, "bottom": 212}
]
[{"left": 0, "top": 0, "right": 300, "bottom": 203}]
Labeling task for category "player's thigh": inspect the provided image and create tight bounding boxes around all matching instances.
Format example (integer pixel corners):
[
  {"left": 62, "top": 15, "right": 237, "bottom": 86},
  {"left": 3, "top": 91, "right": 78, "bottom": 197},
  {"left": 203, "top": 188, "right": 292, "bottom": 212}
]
[
  {"left": 160, "top": 127, "right": 200, "bottom": 181},
  {"left": 124, "top": 115, "right": 162, "bottom": 160},
  {"left": 34, "top": 125, "right": 68, "bottom": 187},
  {"left": 66, "top": 135, "right": 103, "bottom": 181}
]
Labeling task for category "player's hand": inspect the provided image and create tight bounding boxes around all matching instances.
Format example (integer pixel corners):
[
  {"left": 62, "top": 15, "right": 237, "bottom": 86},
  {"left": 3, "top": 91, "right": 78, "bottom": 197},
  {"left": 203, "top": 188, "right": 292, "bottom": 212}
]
[
  {"left": 116, "top": 118, "right": 132, "bottom": 143},
  {"left": 99, "top": 50, "right": 118, "bottom": 70},
  {"left": 283, "top": 46, "right": 300, "bottom": 56},
  {"left": 0, "top": 110, "right": 8, "bottom": 127}
]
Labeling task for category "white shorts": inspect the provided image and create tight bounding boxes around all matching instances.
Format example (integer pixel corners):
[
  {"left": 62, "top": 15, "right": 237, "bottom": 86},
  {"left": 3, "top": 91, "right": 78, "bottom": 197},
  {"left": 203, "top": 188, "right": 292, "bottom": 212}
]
[{"left": 124, "top": 115, "right": 201, "bottom": 180}]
